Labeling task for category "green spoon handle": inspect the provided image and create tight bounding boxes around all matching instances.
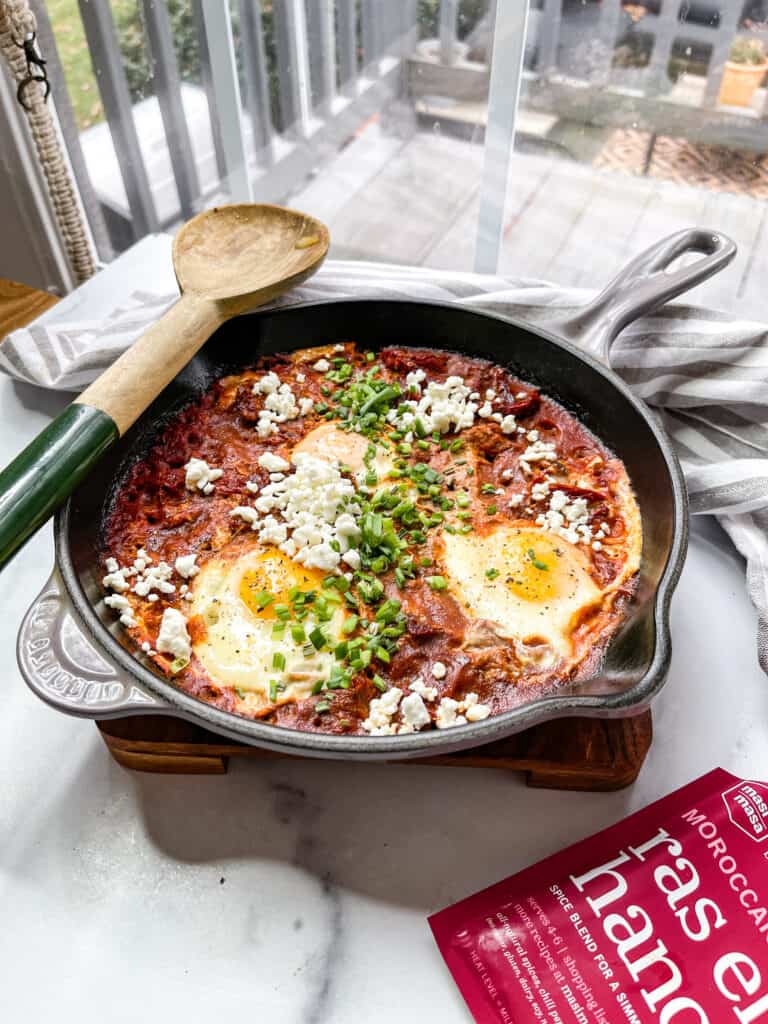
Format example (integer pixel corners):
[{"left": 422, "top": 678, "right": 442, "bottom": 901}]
[{"left": 0, "top": 403, "right": 118, "bottom": 567}]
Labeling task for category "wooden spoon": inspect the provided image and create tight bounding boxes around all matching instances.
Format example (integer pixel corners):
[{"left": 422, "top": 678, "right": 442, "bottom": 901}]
[{"left": 0, "top": 203, "right": 329, "bottom": 567}]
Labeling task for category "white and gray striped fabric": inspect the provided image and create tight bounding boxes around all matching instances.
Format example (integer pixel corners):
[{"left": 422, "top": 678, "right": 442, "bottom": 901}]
[{"left": 2, "top": 259, "right": 767, "bottom": 669}]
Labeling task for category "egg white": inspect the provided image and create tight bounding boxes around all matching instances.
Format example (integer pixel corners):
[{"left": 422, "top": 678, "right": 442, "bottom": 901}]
[
  {"left": 441, "top": 526, "right": 605, "bottom": 659},
  {"left": 293, "top": 423, "right": 394, "bottom": 480},
  {"left": 189, "top": 544, "right": 346, "bottom": 710}
]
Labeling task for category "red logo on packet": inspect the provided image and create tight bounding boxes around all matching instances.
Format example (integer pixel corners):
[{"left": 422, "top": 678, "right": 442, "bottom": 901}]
[{"left": 722, "top": 781, "right": 768, "bottom": 843}]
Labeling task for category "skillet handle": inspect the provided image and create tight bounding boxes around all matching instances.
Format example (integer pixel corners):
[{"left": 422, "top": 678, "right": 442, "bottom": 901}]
[
  {"left": 551, "top": 229, "right": 737, "bottom": 362},
  {"left": 17, "top": 569, "right": 168, "bottom": 719}
]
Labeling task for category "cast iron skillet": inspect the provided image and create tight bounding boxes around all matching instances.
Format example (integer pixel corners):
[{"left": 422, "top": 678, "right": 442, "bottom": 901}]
[{"left": 17, "top": 229, "right": 736, "bottom": 760}]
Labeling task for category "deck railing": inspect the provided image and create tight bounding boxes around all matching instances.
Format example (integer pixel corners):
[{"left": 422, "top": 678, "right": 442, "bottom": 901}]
[{"left": 40, "top": 0, "right": 418, "bottom": 255}]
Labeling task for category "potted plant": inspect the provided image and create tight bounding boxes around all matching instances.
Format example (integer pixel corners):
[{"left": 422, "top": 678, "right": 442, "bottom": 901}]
[{"left": 718, "top": 36, "right": 768, "bottom": 107}]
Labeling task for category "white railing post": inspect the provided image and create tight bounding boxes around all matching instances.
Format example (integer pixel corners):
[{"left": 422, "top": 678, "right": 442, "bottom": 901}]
[
  {"left": 200, "top": 0, "right": 253, "bottom": 202},
  {"left": 440, "top": 0, "right": 460, "bottom": 66},
  {"left": 474, "top": 0, "right": 530, "bottom": 274}
]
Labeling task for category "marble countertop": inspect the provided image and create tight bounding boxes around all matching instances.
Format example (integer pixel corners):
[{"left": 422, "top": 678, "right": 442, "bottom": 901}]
[{"left": 1, "top": 258, "right": 768, "bottom": 1021}]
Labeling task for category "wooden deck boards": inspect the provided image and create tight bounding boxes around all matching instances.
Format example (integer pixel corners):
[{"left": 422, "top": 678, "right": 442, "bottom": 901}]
[{"left": 294, "top": 128, "right": 768, "bottom": 321}]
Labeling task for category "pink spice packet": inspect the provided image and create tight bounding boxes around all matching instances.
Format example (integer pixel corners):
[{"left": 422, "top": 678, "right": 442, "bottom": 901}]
[{"left": 430, "top": 768, "right": 768, "bottom": 1024}]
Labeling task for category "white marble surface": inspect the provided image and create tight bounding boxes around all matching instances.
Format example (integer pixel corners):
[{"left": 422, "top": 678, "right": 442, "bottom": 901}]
[{"left": 1, "top": 320, "right": 768, "bottom": 1024}]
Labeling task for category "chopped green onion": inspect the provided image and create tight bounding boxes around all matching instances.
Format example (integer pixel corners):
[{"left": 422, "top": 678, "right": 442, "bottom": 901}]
[
  {"left": 486, "top": 568, "right": 500, "bottom": 580},
  {"left": 272, "top": 652, "right": 286, "bottom": 671},
  {"left": 528, "top": 548, "right": 549, "bottom": 571},
  {"left": 254, "top": 590, "right": 275, "bottom": 609},
  {"left": 309, "top": 627, "right": 327, "bottom": 650},
  {"left": 342, "top": 614, "right": 359, "bottom": 635},
  {"left": 372, "top": 675, "right": 387, "bottom": 693},
  {"left": 426, "top": 575, "right": 448, "bottom": 591}
]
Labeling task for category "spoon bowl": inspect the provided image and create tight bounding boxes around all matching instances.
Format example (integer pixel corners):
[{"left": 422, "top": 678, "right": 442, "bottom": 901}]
[
  {"left": 174, "top": 203, "right": 328, "bottom": 302},
  {"left": 0, "top": 203, "right": 330, "bottom": 567}
]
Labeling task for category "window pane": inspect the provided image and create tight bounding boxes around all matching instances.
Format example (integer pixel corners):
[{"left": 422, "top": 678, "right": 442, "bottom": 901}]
[{"left": 508, "top": 0, "right": 768, "bottom": 317}]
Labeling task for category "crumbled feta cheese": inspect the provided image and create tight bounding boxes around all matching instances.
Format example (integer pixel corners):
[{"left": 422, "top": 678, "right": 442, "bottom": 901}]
[
  {"left": 527, "top": 430, "right": 539, "bottom": 443},
  {"left": 516, "top": 391, "right": 527, "bottom": 399},
  {"left": 465, "top": 702, "right": 492, "bottom": 722},
  {"left": 156, "top": 607, "right": 191, "bottom": 661},
  {"left": 592, "top": 540, "right": 603, "bottom": 551},
  {"left": 105, "top": 557, "right": 119, "bottom": 574},
  {"left": 410, "top": 678, "right": 438, "bottom": 701},
  {"left": 436, "top": 692, "right": 491, "bottom": 728},
  {"left": 432, "top": 661, "right": 447, "bottom": 679},
  {"left": 174, "top": 554, "right": 199, "bottom": 579},
  {"left": 509, "top": 493, "right": 524, "bottom": 507},
  {"left": 405, "top": 369, "right": 426, "bottom": 392},
  {"left": 389, "top": 374, "right": 479, "bottom": 435},
  {"left": 230, "top": 506, "right": 260, "bottom": 529},
  {"left": 295, "top": 372, "right": 306, "bottom": 383},
  {"left": 148, "top": 594, "right": 159, "bottom": 603},
  {"left": 436, "top": 697, "right": 465, "bottom": 729},
  {"left": 362, "top": 686, "right": 403, "bottom": 735},
  {"left": 485, "top": 388, "right": 496, "bottom": 400},
  {"left": 227, "top": 453, "right": 361, "bottom": 572},
  {"left": 258, "top": 451, "right": 290, "bottom": 473},
  {"left": 141, "top": 641, "right": 151, "bottom": 653},
  {"left": 184, "top": 457, "right": 223, "bottom": 494},
  {"left": 500, "top": 415, "right": 516, "bottom": 434},
  {"left": 539, "top": 489, "right": 593, "bottom": 545},
  {"left": 342, "top": 549, "right": 361, "bottom": 570},
  {"left": 299, "top": 397, "right": 314, "bottom": 416},
  {"left": 103, "top": 564, "right": 131, "bottom": 592},
  {"left": 531, "top": 481, "right": 551, "bottom": 502},
  {"left": 519, "top": 440, "right": 557, "bottom": 474},
  {"left": 313, "top": 358, "right": 330, "bottom": 372},
  {"left": 501, "top": 468, "right": 514, "bottom": 482},
  {"left": 133, "top": 561, "right": 176, "bottom": 597},
  {"left": 477, "top": 402, "right": 493, "bottom": 419},
  {"left": 253, "top": 371, "right": 280, "bottom": 394},
  {"left": 491, "top": 413, "right": 503, "bottom": 423},
  {"left": 104, "top": 594, "right": 137, "bottom": 628},
  {"left": 400, "top": 692, "right": 431, "bottom": 732}
]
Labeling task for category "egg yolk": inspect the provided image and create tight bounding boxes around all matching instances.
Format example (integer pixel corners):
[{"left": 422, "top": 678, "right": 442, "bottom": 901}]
[
  {"left": 292, "top": 423, "right": 370, "bottom": 472},
  {"left": 501, "top": 532, "right": 572, "bottom": 603},
  {"left": 238, "top": 550, "right": 326, "bottom": 619}
]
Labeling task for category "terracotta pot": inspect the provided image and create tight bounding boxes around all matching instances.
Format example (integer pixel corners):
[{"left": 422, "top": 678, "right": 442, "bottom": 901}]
[{"left": 718, "top": 59, "right": 768, "bottom": 107}]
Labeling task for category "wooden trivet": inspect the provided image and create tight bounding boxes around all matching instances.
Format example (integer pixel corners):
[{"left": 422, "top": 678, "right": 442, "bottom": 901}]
[{"left": 96, "top": 711, "right": 652, "bottom": 791}]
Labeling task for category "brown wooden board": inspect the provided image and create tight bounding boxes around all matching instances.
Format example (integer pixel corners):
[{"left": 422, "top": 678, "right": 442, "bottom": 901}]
[{"left": 96, "top": 711, "right": 652, "bottom": 791}]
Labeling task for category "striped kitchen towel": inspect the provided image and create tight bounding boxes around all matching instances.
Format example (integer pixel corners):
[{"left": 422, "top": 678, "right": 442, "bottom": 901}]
[{"left": 2, "top": 257, "right": 767, "bottom": 670}]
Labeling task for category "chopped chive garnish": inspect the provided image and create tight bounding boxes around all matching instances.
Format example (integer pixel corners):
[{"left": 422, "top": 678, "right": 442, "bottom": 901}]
[
  {"left": 272, "top": 652, "right": 286, "bottom": 671},
  {"left": 372, "top": 675, "right": 387, "bottom": 692},
  {"left": 528, "top": 548, "right": 549, "bottom": 571},
  {"left": 309, "top": 627, "right": 327, "bottom": 650},
  {"left": 486, "top": 568, "right": 500, "bottom": 580},
  {"left": 426, "top": 575, "right": 447, "bottom": 591},
  {"left": 255, "top": 590, "right": 275, "bottom": 609}
]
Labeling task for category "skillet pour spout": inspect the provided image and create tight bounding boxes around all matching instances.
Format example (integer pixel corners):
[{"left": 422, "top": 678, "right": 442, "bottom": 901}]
[{"left": 17, "top": 229, "right": 736, "bottom": 760}]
